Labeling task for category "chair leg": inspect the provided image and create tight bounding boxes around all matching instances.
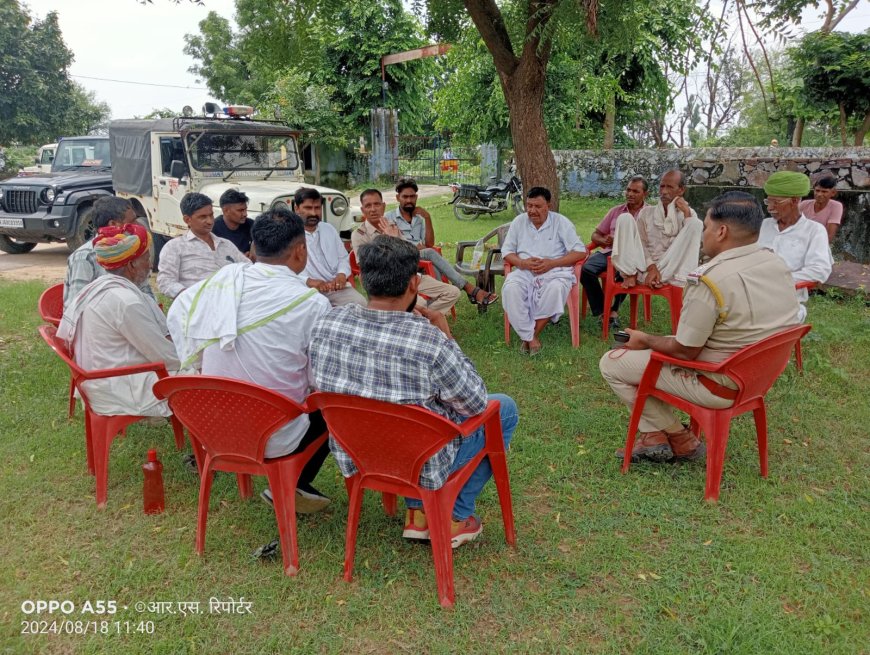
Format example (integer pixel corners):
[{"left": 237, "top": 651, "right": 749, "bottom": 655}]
[
  {"left": 236, "top": 474, "right": 253, "bottom": 498},
  {"left": 628, "top": 295, "right": 639, "bottom": 329},
  {"left": 67, "top": 377, "right": 76, "bottom": 420},
  {"left": 668, "top": 290, "right": 682, "bottom": 333},
  {"left": 344, "top": 479, "right": 365, "bottom": 582},
  {"left": 84, "top": 414, "right": 95, "bottom": 476},
  {"left": 488, "top": 451, "right": 516, "bottom": 545},
  {"left": 93, "top": 430, "right": 111, "bottom": 509},
  {"left": 794, "top": 341, "right": 803, "bottom": 375},
  {"left": 643, "top": 294, "right": 652, "bottom": 322},
  {"left": 269, "top": 467, "right": 301, "bottom": 577},
  {"left": 170, "top": 416, "right": 185, "bottom": 450},
  {"left": 195, "top": 463, "right": 215, "bottom": 556},
  {"left": 568, "top": 287, "right": 580, "bottom": 349},
  {"left": 581, "top": 289, "right": 588, "bottom": 319},
  {"left": 423, "top": 496, "right": 455, "bottom": 609},
  {"left": 504, "top": 312, "right": 511, "bottom": 345},
  {"left": 381, "top": 492, "right": 397, "bottom": 516},
  {"left": 704, "top": 414, "right": 732, "bottom": 502},
  {"left": 622, "top": 394, "right": 647, "bottom": 474},
  {"left": 753, "top": 404, "right": 769, "bottom": 478}
]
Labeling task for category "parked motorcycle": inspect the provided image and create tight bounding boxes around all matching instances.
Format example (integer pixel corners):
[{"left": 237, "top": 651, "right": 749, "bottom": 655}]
[{"left": 449, "top": 169, "right": 524, "bottom": 221}]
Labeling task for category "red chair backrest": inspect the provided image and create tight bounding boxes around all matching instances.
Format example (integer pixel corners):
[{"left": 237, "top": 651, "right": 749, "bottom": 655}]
[
  {"left": 153, "top": 376, "right": 306, "bottom": 464},
  {"left": 38, "top": 324, "right": 97, "bottom": 410},
  {"left": 715, "top": 324, "right": 811, "bottom": 403},
  {"left": 38, "top": 284, "right": 64, "bottom": 326},
  {"left": 308, "top": 392, "right": 463, "bottom": 485}
]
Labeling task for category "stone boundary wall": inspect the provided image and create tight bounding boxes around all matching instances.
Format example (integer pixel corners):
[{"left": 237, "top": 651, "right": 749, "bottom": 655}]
[
  {"left": 554, "top": 146, "right": 870, "bottom": 197},
  {"left": 554, "top": 146, "right": 870, "bottom": 263}
]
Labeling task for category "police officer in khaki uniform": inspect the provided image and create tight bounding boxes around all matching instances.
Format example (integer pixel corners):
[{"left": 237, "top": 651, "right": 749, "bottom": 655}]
[{"left": 599, "top": 191, "right": 801, "bottom": 462}]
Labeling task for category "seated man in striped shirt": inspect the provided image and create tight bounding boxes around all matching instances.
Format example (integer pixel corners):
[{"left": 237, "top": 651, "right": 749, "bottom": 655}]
[{"left": 156, "top": 192, "right": 249, "bottom": 299}]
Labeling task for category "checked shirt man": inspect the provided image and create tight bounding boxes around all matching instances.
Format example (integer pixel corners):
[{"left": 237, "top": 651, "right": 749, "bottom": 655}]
[{"left": 310, "top": 235, "right": 518, "bottom": 548}]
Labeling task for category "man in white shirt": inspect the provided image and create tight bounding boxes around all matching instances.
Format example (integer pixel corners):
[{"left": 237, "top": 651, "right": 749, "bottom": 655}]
[
  {"left": 167, "top": 208, "right": 332, "bottom": 513},
  {"left": 609, "top": 170, "right": 703, "bottom": 294},
  {"left": 295, "top": 187, "right": 365, "bottom": 307},
  {"left": 157, "top": 192, "right": 250, "bottom": 298},
  {"left": 59, "top": 224, "right": 178, "bottom": 417},
  {"left": 501, "top": 187, "right": 586, "bottom": 355},
  {"left": 756, "top": 171, "right": 833, "bottom": 322}
]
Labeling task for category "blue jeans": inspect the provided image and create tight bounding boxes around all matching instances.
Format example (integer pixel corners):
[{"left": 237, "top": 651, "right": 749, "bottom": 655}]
[{"left": 405, "top": 393, "right": 518, "bottom": 520}]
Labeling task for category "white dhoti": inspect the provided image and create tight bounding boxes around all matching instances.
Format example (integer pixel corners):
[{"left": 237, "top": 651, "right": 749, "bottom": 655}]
[
  {"left": 611, "top": 211, "right": 703, "bottom": 286},
  {"left": 502, "top": 268, "right": 573, "bottom": 341}
]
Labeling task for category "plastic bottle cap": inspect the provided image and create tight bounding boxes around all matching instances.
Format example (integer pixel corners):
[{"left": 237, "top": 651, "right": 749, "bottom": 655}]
[{"left": 147, "top": 449, "right": 158, "bottom": 462}]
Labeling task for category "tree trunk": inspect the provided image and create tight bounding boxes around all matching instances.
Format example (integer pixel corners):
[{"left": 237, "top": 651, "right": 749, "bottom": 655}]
[
  {"left": 603, "top": 92, "right": 616, "bottom": 150},
  {"left": 500, "top": 56, "right": 560, "bottom": 209},
  {"left": 791, "top": 117, "right": 804, "bottom": 147},
  {"left": 838, "top": 103, "right": 848, "bottom": 146},
  {"left": 854, "top": 111, "right": 870, "bottom": 146}
]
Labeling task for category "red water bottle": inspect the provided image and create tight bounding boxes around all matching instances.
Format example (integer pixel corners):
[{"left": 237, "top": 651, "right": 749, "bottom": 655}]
[{"left": 142, "top": 449, "right": 165, "bottom": 514}]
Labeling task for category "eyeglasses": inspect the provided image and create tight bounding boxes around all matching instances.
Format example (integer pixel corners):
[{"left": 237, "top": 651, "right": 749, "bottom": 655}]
[{"left": 763, "top": 197, "right": 792, "bottom": 206}]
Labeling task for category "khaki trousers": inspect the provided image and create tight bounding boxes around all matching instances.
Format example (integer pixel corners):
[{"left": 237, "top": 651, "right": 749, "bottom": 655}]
[
  {"left": 325, "top": 285, "right": 367, "bottom": 307},
  {"left": 599, "top": 348, "right": 733, "bottom": 433},
  {"left": 417, "top": 274, "right": 461, "bottom": 315}
]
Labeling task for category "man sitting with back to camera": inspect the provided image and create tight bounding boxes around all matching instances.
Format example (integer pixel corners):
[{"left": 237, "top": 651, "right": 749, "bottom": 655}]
[
  {"left": 167, "top": 208, "right": 333, "bottom": 513},
  {"left": 59, "top": 224, "right": 179, "bottom": 418},
  {"left": 64, "top": 196, "right": 155, "bottom": 307},
  {"left": 501, "top": 186, "right": 586, "bottom": 355},
  {"left": 309, "top": 235, "right": 519, "bottom": 547},
  {"left": 599, "top": 191, "right": 800, "bottom": 463},
  {"left": 157, "top": 192, "right": 250, "bottom": 299},
  {"left": 295, "top": 187, "right": 366, "bottom": 307},
  {"left": 386, "top": 176, "right": 498, "bottom": 308},
  {"left": 212, "top": 189, "right": 254, "bottom": 258}
]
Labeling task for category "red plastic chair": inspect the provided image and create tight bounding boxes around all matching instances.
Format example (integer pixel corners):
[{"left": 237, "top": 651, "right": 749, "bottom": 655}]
[
  {"left": 38, "top": 325, "right": 185, "bottom": 508},
  {"left": 348, "top": 250, "right": 361, "bottom": 290},
  {"left": 503, "top": 260, "right": 583, "bottom": 348},
  {"left": 581, "top": 252, "right": 683, "bottom": 340},
  {"left": 152, "top": 376, "right": 328, "bottom": 577},
  {"left": 38, "top": 283, "right": 78, "bottom": 418},
  {"left": 307, "top": 392, "right": 516, "bottom": 608},
  {"left": 794, "top": 281, "right": 817, "bottom": 374},
  {"left": 620, "top": 324, "right": 811, "bottom": 501}
]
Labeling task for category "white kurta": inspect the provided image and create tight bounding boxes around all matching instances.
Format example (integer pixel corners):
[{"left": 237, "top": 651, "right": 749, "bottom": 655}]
[
  {"left": 611, "top": 201, "right": 702, "bottom": 285},
  {"left": 501, "top": 212, "right": 585, "bottom": 341},
  {"left": 59, "top": 275, "right": 178, "bottom": 417},
  {"left": 756, "top": 215, "right": 833, "bottom": 322},
  {"left": 167, "top": 262, "right": 331, "bottom": 458}
]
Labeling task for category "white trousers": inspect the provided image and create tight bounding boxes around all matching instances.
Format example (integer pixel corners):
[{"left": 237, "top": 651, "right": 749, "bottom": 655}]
[
  {"left": 611, "top": 213, "right": 703, "bottom": 285},
  {"left": 502, "top": 268, "right": 572, "bottom": 341}
]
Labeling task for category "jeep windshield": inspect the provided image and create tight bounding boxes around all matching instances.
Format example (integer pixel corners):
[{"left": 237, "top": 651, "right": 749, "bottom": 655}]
[
  {"left": 185, "top": 132, "right": 300, "bottom": 173},
  {"left": 51, "top": 139, "right": 111, "bottom": 172}
]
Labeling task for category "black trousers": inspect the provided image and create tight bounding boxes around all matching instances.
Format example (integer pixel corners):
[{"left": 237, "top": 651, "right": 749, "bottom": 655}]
[
  {"left": 290, "top": 410, "right": 330, "bottom": 491},
  {"left": 580, "top": 251, "right": 626, "bottom": 317}
]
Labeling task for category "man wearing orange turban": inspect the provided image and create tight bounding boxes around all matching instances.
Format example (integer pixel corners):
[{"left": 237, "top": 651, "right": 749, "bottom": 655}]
[{"left": 58, "top": 224, "right": 179, "bottom": 417}]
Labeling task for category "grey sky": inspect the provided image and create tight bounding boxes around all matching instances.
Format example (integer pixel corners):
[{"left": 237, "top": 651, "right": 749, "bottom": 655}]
[{"left": 22, "top": 0, "right": 870, "bottom": 122}]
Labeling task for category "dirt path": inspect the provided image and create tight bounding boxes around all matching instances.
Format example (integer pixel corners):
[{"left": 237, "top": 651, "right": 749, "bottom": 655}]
[{"left": 0, "top": 243, "right": 68, "bottom": 283}]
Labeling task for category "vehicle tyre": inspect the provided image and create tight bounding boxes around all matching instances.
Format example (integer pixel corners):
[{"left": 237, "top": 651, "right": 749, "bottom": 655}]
[
  {"left": 512, "top": 193, "right": 525, "bottom": 215},
  {"left": 66, "top": 204, "right": 96, "bottom": 252},
  {"left": 453, "top": 203, "right": 482, "bottom": 221},
  {"left": 0, "top": 235, "right": 37, "bottom": 254}
]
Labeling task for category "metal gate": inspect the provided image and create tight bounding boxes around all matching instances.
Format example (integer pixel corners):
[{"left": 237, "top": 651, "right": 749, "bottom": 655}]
[{"left": 394, "top": 136, "right": 480, "bottom": 185}]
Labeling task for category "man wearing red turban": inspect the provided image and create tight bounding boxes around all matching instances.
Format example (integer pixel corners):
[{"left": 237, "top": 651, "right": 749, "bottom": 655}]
[{"left": 58, "top": 224, "right": 179, "bottom": 417}]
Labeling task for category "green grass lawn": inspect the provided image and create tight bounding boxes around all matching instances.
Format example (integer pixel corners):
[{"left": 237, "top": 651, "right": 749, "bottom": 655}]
[{"left": 1, "top": 198, "right": 868, "bottom": 654}]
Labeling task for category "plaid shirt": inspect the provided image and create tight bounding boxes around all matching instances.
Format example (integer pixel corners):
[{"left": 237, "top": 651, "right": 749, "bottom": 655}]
[{"left": 310, "top": 304, "right": 488, "bottom": 489}]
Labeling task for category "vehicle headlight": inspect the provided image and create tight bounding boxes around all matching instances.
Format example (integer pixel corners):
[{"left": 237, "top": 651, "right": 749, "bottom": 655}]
[
  {"left": 42, "top": 188, "right": 56, "bottom": 203},
  {"left": 272, "top": 200, "right": 290, "bottom": 212},
  {"left": 330, "top": 195, "right": 348, "bottom": 216}
]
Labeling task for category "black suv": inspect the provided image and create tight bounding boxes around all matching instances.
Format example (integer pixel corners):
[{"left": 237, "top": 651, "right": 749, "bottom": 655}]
[{"left": 0, "top": 136, "right": 114, "bottom": 254}]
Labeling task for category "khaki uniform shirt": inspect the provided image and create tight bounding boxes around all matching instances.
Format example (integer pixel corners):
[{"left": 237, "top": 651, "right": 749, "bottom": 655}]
[{"left": 676, "top": 244, "right": 800, "bottom": 380}]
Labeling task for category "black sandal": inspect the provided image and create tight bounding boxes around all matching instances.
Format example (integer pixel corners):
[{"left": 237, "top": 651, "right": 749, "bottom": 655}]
[{"left": 468, "top": 286, "right": 499, "bottom": 306}]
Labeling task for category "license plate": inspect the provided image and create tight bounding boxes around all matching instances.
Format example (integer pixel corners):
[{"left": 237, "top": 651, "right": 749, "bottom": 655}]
[{"left": 0, "top": 218, "right": 24, "bottom": 228}]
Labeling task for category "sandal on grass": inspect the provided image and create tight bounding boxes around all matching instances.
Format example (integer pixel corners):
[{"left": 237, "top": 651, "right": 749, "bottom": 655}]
[{"left": 468, "top": 286, "right": 499, "bottom": 306}]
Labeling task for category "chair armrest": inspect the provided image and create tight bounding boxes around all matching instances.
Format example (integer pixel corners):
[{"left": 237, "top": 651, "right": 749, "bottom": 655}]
[
  {"left": 456, "top": 399, "right": 501, "bottom": 437},
  {"left": 82, "top": 361, "right": 170, "bottom": 381},
  {"left": 418, "top": 261, "right": 436, "bottom": 277},
  {"left": 648, "top": 350, "right": 726, "bottom": 373},
  {"left": 455, "top": 241, "right": 475, "bottom": 264},
  {"left": 795, "top": 280, "right": 818, "bottom": 290}
]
